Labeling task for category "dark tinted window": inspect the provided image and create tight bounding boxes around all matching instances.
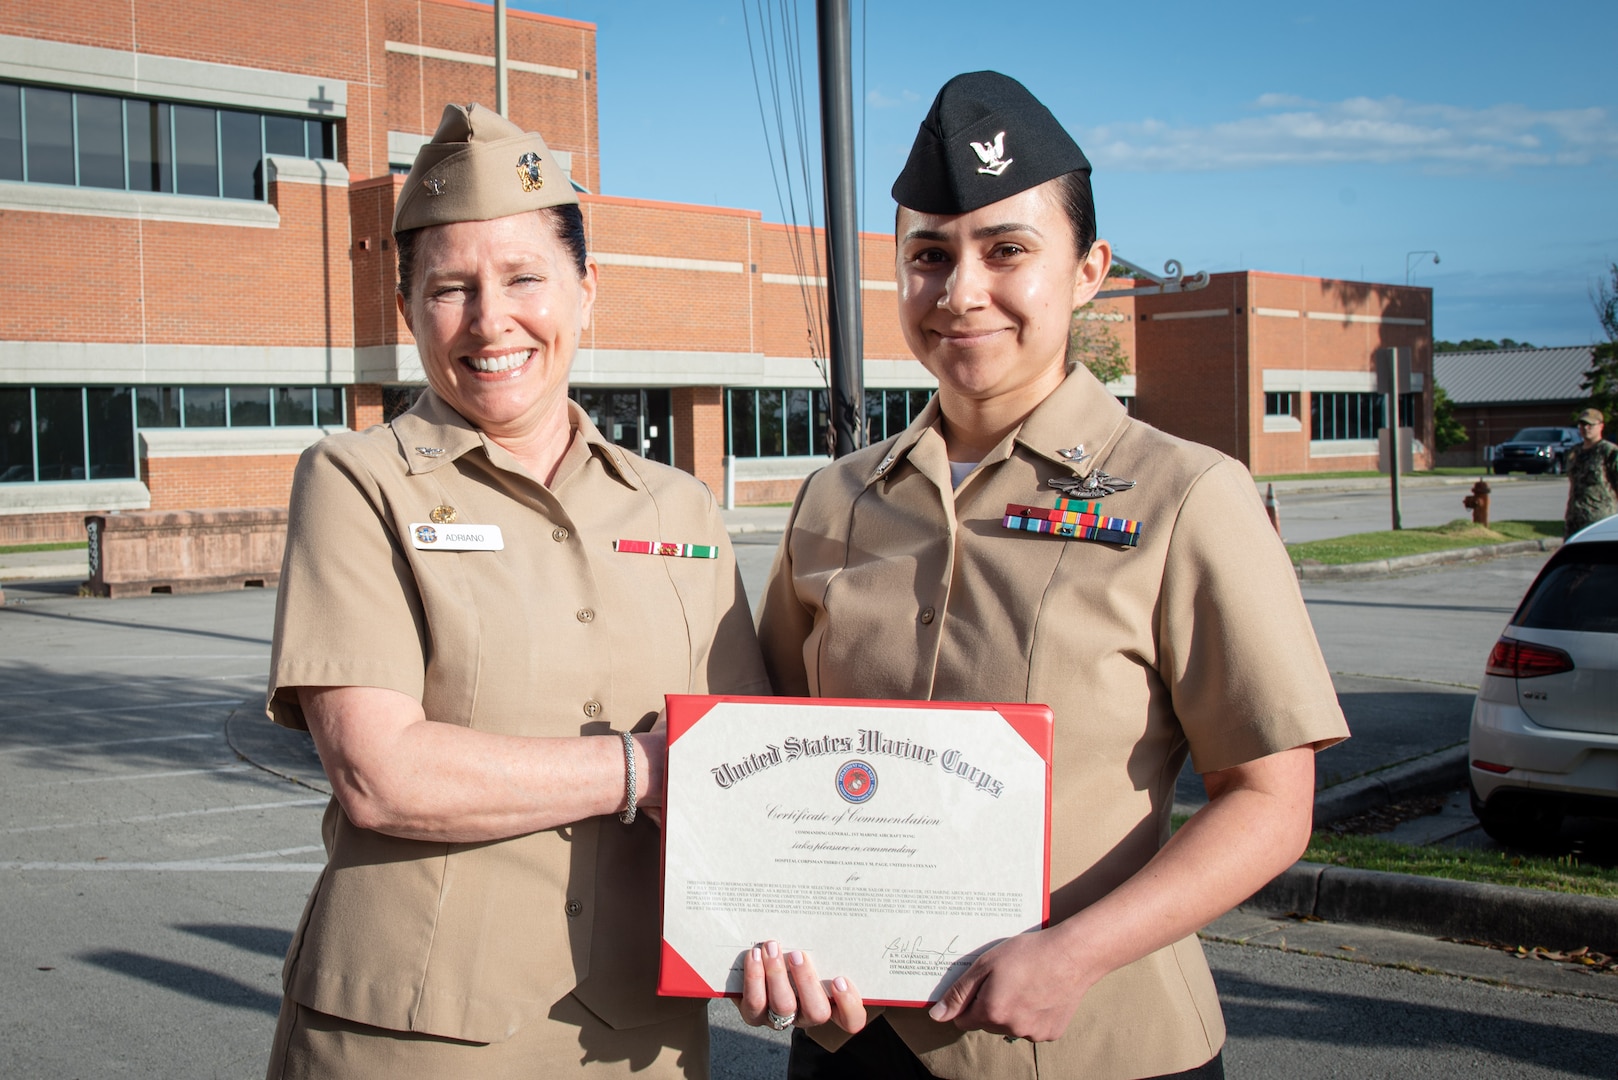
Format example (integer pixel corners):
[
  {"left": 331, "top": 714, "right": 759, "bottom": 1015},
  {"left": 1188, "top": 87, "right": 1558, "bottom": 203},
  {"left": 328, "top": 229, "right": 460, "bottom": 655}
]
[
  {"left": 76, "top": 93, "right": 125, "bottom": 189},
  {"left": 35, "top": 387, "right": 85, "bottom": 480},
  {"left": 275, "top": 387, "right": 314, "bottom": 426},
  {"left": 315, "top": 387, "right": 344, "bottom": 426},
  {"left": 1512, "top": 428, "right": 1562, "bottom": 442},
  {"left": 126, "top": 101, "right": 171, "bottom": 192},
  {"left": 0, "top": 388, "right": 33, "bottom": 483},
  {"left": 183, "top": 386, "right": 226, "bottom": 427},
  {"left": 86, "top": 387, "right": 135, "bottom": 479},
  {"left": 219, "top": 109, "right": 262, "bottom": 200},
  {"left": 264, "top": 114, "right": 306, "bottom": 157},
  {"left": 0, "top": 84, "right": 22, "bottom": 181},
  {"left": 230, "top": 386, "right": 271, "bottom": 426},
  {"left": 24, "top": 86, "right": 74, "bottom": 184},
  {"left": 1515, "top": 543, "right": 1618, "bottom": 633},
  {"left": 757, "top": 389, "right": 784, "bottom": 457},
  {"left": 729, "top": 389, "right": 757, "bottom": 457},
  {"left": 136, "top": 386, "right": 181, "bottom": 427},
  {"left": 173, "top": 104, "right": 218, "bottom": 196}
]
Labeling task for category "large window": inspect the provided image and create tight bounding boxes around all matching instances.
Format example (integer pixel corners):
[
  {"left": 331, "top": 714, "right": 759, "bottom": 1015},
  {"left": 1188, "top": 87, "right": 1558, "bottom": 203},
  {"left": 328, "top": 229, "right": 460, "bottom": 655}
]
[
  {"left": 0, "top": 81, "right": 337, "bottom": 201},
  {"left": 728, "top": 387, "right": 828, "bottom": 458},
  {"left": 1, "top": 385, "right": 345, "bottom": 484},
  {"left": 1309, "top": 391, "right": 1420, "bottom": 441},
  {"left": 570, "top": 388, "right": 673, "bottom": 464},
  {"left": 864, "top": 389, "right": 935, "bottom": 444}
]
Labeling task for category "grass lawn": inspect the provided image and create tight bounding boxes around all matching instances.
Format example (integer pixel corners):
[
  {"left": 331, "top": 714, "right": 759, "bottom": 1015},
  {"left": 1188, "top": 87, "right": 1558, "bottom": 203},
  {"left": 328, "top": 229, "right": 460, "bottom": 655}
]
[
  {"left": 1288, "top": 519, "right": 1563, "bottom": 566},
  {"left": 1303, "top": 831, "right": 1618, "bottom": 899},
  {"left": 0, "top": 540, "right": 87, "bottom": 555}
]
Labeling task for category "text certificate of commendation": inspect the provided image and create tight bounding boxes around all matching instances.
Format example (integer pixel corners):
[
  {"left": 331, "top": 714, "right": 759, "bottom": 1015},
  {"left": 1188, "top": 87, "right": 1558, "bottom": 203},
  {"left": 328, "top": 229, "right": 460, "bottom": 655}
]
[{"left": 659, "top": 695, "right": 1052, "bottom": 1007}]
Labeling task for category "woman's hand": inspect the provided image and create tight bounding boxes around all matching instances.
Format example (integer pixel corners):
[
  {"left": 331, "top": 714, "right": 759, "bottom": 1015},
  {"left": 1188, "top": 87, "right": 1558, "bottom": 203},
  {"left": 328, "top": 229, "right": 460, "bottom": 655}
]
[
  {"left": 736, "top": 940, "right": 866, "bottom": 1035},
  {"left": 926, "top": 928, "right": 1089, "bottom": 1042}
]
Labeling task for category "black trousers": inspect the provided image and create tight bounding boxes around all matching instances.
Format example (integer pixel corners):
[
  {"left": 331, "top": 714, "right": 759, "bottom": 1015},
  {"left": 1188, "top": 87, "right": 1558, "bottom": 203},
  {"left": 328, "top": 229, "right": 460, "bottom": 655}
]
[{"left": 787, "top": 1019, "right": 1225, "bottom": 1080}]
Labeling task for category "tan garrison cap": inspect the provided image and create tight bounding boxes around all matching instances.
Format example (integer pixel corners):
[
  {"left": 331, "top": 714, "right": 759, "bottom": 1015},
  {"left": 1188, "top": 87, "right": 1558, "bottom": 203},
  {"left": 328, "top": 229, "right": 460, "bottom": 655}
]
[
  {"left": 1576, "top": 407, "right": 1605, "bottom": 425},
  {"left": 393, "top": 103, "right": 576, "bottom": 235}
]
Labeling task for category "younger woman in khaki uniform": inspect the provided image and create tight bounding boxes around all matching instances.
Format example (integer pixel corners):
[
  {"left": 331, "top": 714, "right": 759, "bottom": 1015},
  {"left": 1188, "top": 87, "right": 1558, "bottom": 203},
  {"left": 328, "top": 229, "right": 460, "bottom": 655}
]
[
  {"left": 740, "top": 72, "right": 1349, "bottom": 1080},
  {"left": 264, "top": 104, "right": 768, "bottom": 1077}
]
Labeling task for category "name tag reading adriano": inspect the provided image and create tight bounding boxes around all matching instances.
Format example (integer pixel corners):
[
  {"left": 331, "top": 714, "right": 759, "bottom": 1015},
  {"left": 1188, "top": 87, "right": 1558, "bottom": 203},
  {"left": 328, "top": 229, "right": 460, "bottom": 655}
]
[{"left": 409, "top": 523, "right": 505, "bottom": 551}]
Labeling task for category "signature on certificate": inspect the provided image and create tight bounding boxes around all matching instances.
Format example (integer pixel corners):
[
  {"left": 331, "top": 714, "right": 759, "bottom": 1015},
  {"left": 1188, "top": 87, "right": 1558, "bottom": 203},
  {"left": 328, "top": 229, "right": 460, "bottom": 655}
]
[{"left": 881, "top": 935, "right": 962, "bottom": 965}]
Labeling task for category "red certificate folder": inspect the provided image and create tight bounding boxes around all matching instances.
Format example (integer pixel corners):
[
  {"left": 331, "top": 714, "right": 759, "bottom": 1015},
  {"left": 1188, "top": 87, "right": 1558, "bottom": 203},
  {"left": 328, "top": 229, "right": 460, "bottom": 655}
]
[{"left": 659, "top": 694, "right": 1053, "bottom": 1007}]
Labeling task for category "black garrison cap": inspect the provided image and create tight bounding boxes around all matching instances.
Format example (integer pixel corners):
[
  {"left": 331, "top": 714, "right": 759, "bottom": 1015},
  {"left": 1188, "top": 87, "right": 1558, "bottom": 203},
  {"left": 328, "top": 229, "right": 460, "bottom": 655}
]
[{"left": 891, "top": 71, "right": 1091, "bottom": 215}]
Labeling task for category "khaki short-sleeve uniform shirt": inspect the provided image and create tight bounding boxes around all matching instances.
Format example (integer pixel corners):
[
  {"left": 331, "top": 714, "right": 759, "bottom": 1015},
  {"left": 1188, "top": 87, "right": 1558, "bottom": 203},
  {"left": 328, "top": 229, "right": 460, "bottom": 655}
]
[
  {"left": 758, "top": 366, "right": 1348, "bottom": 1080},
  {"left": 268, "top": 390, "right": 768, "bottom": 1045}
]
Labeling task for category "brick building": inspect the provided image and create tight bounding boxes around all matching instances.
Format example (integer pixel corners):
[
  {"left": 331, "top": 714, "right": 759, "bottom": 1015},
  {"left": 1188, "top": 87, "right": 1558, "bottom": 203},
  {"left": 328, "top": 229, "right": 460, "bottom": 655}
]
[{"left": 0, "top": 1, "right": 1432, "bottom": 544}]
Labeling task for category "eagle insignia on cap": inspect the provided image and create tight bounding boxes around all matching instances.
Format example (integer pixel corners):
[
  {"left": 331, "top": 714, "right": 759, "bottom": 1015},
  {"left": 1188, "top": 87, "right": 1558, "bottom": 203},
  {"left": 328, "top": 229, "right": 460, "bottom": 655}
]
[
  {"left": 970, "top": 131, "right": 1013, "bottom": 177},
  {"left": 516, "top": 151, "right": 544, "bottom": 193},
  {"left": 423, "top": 177, "right": 447, "bottom": 196}
]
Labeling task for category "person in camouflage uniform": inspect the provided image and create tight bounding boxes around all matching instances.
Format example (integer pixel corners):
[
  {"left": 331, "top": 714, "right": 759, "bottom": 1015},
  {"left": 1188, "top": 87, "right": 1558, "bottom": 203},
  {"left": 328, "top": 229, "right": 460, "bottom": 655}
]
[{"left": 1565, "top": 407, "right": 1618, "bottom": 536}]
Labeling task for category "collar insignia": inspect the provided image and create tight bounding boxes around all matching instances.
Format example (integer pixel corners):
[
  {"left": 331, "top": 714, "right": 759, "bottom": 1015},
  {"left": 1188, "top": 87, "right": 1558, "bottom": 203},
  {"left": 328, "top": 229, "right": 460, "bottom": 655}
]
[
  {"left": 970, "top": 131, "right": 1013, "bottom": 177},
  {"left": 415, "top": 446, "right": 446, "bottom": 458},
  {"left": 1057, "top": 444, "right": 1087, "bottom": 464}
]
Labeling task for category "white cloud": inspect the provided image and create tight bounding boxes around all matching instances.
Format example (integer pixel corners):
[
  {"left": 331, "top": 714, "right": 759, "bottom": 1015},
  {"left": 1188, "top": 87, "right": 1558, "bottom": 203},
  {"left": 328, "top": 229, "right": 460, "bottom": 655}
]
[
  {"left": 867, "top": 88, "right": 921, "bottom": 110},
  {"left": 1085, "top": 95, "right": 1618, "bottom": 172}
]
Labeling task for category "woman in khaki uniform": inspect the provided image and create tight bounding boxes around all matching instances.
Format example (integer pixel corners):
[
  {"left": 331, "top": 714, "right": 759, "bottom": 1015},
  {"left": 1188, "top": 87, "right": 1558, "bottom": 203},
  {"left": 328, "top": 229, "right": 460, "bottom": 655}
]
[
  {"left": 740, "top": 72, "right": 1349, "bottom": 1079},
  {"left": 263, "top": 104, "right": 768, "bottom": 1077}
]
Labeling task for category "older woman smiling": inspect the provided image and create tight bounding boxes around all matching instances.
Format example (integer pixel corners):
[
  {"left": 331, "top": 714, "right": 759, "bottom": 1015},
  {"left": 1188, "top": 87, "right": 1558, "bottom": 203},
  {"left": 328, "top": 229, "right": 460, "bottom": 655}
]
[{"left": 263, "top": 104, "right": 767, "bottom": 1079}]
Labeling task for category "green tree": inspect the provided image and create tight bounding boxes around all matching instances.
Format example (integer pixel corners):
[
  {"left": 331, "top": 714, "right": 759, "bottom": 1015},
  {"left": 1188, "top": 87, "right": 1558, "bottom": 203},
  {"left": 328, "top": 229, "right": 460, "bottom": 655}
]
[
  {"left": 1068, "top": 304, "right": 1131, "bottom": 386},
  {"left": 1583, "top": 264, "right": 1618, "bottom": 420},
  {"left": 1431, "top": 384, "right": 1468, "bottom": 452}
]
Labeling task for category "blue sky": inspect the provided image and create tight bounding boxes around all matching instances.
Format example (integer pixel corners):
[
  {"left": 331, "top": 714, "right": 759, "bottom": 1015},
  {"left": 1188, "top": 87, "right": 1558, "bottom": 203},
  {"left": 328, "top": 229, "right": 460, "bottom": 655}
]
[{"left": 522, "top": 0, "right": 1616, "bottom": 347}]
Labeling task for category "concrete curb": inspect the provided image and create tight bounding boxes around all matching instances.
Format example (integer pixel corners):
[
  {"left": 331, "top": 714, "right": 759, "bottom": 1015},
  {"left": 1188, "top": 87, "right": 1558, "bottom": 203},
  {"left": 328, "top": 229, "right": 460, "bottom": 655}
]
[
  {"left": 1313, "top": 745, "right": 1470, "bottom": 827},
  {"left": 1295, "top": 536, "right": 1562, "bottom": 580},
  {"left": 1245, "top": 860, "right": 1618, "bottom": 953}
]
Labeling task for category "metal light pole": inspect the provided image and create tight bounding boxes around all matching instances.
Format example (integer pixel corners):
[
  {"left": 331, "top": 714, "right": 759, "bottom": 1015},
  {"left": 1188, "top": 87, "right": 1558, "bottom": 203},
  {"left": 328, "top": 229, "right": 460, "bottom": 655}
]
[
  {"left": 816, "top": 0, "right": 864, "bottom": 458},
  {"left": 494, "top": 0, "right": 509, "bottom": 116},
  {"left": 1405, "top": 250, "right": 1439, "bottom": 285}
]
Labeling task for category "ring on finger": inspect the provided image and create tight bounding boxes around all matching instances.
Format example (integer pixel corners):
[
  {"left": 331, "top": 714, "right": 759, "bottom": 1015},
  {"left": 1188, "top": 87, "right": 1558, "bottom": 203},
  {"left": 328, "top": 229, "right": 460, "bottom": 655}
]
[{"left": 766, "top": 1007, "right": 797, "bottom": 1031}]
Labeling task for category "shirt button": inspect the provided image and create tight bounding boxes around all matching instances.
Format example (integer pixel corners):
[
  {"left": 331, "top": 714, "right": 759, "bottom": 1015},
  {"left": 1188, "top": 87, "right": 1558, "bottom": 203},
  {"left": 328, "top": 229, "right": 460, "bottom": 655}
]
[
  {"left": 565, "top": 899, "right": 583, "bottom": 917},
  {"left": 583, "top": 700, "right": 602, "bottom": 718},
  {"left": 576, "top": 608, "right": 595, "bottom": 623},
  {"left": 552, "top": 526, "right": 570, "bottom": 542},
  {"left": 920, "top": 607, "right": 936, "bottom": 625}
]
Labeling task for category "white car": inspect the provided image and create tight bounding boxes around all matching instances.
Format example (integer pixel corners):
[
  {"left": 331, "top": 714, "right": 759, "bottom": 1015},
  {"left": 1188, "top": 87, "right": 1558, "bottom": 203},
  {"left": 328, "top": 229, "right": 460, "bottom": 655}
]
[{"left": 1469, "top": 513, "right": 1618, "bottom": 845}]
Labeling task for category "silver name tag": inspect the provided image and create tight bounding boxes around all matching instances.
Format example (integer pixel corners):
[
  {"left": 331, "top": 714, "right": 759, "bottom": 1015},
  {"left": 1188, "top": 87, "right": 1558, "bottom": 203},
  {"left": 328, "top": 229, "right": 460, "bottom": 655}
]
[{"left": 409, "top": 523, "right": 505, "bottom": 551}]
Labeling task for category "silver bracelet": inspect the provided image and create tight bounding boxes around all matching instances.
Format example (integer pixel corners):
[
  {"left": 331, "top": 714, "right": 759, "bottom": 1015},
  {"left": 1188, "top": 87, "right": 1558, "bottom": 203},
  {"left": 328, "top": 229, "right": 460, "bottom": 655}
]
[{"left": 618, "top": 731, "right": 638, "bottom": 825}]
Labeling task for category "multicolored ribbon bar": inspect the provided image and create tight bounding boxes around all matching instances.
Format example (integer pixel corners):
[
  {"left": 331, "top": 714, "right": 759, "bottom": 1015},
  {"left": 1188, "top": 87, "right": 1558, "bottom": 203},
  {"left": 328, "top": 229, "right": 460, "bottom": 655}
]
[
  {"left": 1052, "top": 496, "right": 1106, "bottom": 515},
  {"left": 1004, "top": 504, "right": 1141, "bottom": 535},
  {"left": 1001, "top": 513, "right": 1141, "bottom": 547},
  {"left": 613, "top": 539, "right": 719, "bottom": 559}
]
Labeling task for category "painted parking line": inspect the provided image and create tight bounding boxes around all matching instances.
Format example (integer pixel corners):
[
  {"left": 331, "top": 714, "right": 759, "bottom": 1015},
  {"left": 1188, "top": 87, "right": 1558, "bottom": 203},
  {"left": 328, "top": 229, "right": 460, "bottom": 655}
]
[
  {"left": 16, "top": 697, "right": 250, "bottom": 722},
  {"left": 17, "top": 765, "right": 254, "bottom": 787},
  {"left": 2, "top": 797, "right": 328, "bottom": 834},
  {"left": 201, "top": 845, "right": 325, "bottom": 862},
  {"left": 0, "top": 732, "right": 219, "bottom": 756},
  {"left": 4, "top": 675, "right": 266, "bottom": 700}
]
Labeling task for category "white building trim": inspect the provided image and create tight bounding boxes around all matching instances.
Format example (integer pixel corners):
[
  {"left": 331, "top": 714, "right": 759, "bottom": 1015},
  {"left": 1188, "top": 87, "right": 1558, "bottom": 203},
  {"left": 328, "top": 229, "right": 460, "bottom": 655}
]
[
  {"left": 593, "top": 252, "right": 745, "bottom": 274},
  {"left": 0, "top": 479, "right": 150, "bottom": 516},
  {"left": 1150, "top": 309, "right": 1230, "bottom": 321},
  {"left": 0, "top": 181, "right": 280, "bottom": 227},
  {"left": 1310, "top": 439, "right": 1379, "bottom": 458},
  {"left": 1253, "top": 307, "right": 1300, "bottom": 319},
  {"left": 762, "top": 273, "right": 899, "bottom": 292},
  {"left": 1262, "top": 415, "right": 1303, "bottom": 433},
  {"left": 1263, "top": 369, "right": 1379, "bottom": 394},
  {"left": 0, "top": 342, "right": 358, "bottom": 384},
  {"left": 384, "top": 41, "right": 577, "bottom": 80},
  {"left": 267, "top": 156, "right": 350, "bottom": 188},
  {"left": 1306, "top": 312, "right": 1427, "bottom": 327},
  {"left": 139, "top": 427, "right": 345, "bottom": 459},
  {"left": 0, "top": 33, "right": 347, "bottom": 117}
]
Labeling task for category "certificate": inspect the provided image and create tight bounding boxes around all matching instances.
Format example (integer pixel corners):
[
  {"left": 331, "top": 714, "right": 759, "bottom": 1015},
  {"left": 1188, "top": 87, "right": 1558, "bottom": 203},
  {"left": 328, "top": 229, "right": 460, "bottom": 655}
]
[{"left": 659, "top": 695, "right": 1052, "bottom": 1007}]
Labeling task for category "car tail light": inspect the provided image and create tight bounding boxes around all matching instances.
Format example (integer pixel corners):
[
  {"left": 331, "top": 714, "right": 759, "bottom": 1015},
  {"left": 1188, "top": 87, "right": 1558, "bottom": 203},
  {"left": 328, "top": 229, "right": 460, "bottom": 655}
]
[
  {"left": 1485, "top": 638, "right": 1574, "bottom": 679},
  {"left": 1472, "top": 760, "right": 1513, "bottom": 774}
]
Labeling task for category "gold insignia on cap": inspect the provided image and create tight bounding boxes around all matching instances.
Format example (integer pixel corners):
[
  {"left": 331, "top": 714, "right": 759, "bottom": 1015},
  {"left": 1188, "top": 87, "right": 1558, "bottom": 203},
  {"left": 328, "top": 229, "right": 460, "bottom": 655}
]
[
  {"left": 423, "top": 177, "right": 447, "bottom": 196},
  {"left": 516, "top": 151, "right": 544, "bottom": 193},
  {"left": 429, "top": 505, "right": 458, "bottom": 524}
]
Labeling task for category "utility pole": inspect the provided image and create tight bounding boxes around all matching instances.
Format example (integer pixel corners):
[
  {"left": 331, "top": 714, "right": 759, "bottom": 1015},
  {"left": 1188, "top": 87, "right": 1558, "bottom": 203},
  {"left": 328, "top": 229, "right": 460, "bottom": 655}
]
[
  {"left": 494, "top": 0, "right": 509, "bottom": 116},
  {"left": 816, "top": 0, "right": 863, "bottom": 457}
]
